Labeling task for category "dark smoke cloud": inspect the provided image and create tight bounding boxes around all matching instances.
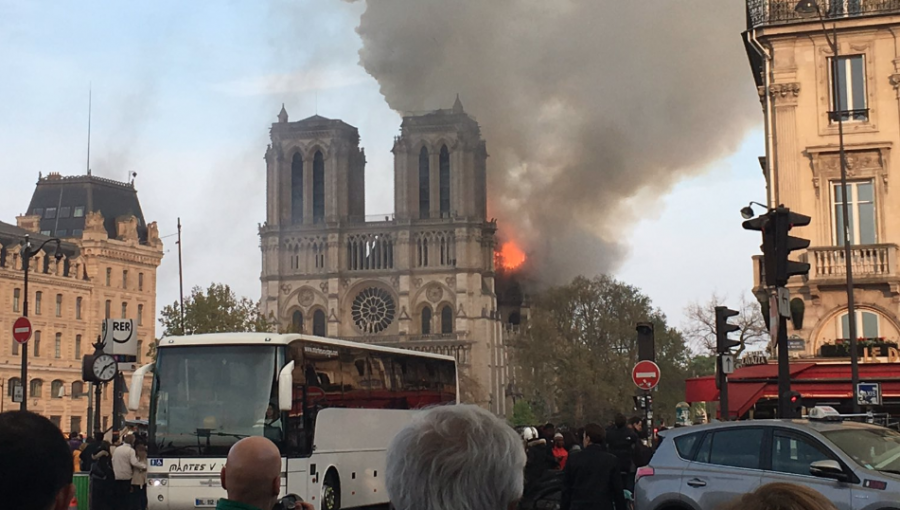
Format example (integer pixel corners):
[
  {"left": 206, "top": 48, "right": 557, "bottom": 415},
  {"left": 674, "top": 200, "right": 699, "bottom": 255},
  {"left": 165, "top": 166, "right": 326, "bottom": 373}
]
[{"left": 347, "top": 0, "right": 759, "bottom": 284}]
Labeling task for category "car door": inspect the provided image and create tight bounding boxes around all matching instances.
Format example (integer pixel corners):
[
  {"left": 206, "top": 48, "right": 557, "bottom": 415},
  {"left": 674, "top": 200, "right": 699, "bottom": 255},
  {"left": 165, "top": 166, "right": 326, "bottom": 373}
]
[
  {"left": 761, "top": 428, "right": 853, "bottom": 510},
  {"left": 680, "top": 427, "right": 764, "bottom": 510}
]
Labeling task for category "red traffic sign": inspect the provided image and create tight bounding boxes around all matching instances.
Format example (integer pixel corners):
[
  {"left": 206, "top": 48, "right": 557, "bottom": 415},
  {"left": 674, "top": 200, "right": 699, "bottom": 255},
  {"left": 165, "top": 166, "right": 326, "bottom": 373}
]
[
  {"left": 13, "top": 317, "right": 32, "bottom": 344},
  {"left": 632, "top": 360, "right": 661, "bottom": 390}
]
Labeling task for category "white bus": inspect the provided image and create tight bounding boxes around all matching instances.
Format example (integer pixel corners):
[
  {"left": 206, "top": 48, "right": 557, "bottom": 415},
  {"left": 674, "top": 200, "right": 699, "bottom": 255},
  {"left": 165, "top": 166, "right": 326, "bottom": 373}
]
[{"left": 128, "top": 333, "right": 457, "bottom": 510}]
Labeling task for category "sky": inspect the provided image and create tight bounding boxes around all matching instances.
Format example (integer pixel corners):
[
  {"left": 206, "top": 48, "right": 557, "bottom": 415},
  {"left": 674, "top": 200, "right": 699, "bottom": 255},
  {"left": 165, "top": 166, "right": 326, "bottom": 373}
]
[{"left": 0, "top": 0, "right": 766, "bottom": 337}]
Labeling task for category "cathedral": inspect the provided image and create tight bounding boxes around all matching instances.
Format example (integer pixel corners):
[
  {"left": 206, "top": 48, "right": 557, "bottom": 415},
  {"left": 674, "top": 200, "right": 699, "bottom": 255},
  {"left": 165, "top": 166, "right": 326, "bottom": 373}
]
[{"left": 259, "top": 97, "right": 510, "bottom": 415}]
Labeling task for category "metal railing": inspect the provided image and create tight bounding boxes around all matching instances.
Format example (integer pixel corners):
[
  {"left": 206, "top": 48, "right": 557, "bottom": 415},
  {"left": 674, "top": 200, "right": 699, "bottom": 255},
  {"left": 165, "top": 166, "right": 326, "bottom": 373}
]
[{"left": 748, "top": 0, "right": 900, "bottom": 28}]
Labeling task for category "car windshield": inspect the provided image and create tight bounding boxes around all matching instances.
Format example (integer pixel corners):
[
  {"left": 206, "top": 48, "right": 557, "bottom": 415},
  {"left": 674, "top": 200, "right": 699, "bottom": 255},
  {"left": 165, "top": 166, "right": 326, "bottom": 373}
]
[
  {"left": 150, "top": 345, "right": 281, "bottom": 457},
  {"left": 823, "top": 427, "right": 900, "bottom": 472}
]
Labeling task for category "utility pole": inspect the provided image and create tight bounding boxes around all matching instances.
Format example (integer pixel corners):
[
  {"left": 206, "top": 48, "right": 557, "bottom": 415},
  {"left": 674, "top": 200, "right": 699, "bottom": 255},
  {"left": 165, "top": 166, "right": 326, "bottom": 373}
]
[{"left": 177, "top": 217, "right": 185, "bottom": 333}]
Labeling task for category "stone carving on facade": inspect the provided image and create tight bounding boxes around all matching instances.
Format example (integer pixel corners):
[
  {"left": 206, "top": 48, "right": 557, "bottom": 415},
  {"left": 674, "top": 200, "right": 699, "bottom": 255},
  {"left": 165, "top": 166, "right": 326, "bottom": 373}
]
[
  {"left": 298, "top": 287, "right": 315, "bottom": 307},
  {"left": 84, "top": 211, "right": 106, "bottom": 233},
  {"left": 280, "top": 283, "right": 292, "bottom": 295},
  {"left": 320, "top": 281, "right": 329, "bottom": 294},
  {"left": 147, "top": 221, "right": 160, "bottom": 246},
  {"left": 445, "top": 276, "right": 456, "bottom": 288},
  {"left": 413, "top": 277, "right": 423, "bottom": 288},
  {"left": 426, "top": 283, "right": 443, "bottom": 303},
  {"left": 328, "top": 308, "right": 340, "bottom": 323},
  {"left": 890, "top": 74, "right": 900, "bottom": 90},
  {"left": 340, "top": 278, "right": 349, "bottom": 290},
  {"left": 399, "top": 305, "right": 410, "bottom": 320},
  {"left": 808, "top": 148, "right": 888, "bottom": 197},
  {"left": 457, "top": 303, "right": 466, "bottom": 317},
  {"left": 763, "top": 82, "right": 801, "bottom": 105},
  {"left": 390, "top": 275, "right": 400, "bottom": 289}
]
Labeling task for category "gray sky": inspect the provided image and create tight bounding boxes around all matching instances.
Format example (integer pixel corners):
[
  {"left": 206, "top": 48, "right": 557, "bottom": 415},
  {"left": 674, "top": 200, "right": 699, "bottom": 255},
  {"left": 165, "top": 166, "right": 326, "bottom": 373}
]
[{"left": 0, "top": 0, "right": 766, "bottom": 338}]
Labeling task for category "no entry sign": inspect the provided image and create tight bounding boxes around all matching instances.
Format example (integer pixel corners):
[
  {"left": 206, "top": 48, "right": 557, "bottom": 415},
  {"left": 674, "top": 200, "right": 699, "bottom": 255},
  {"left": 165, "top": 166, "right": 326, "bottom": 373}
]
[
  {"left": 632, "top": 360, "right": 661, "bottom": 391},
  {"left": 13, "top": 316, "right": 32, "bottom": 344}
]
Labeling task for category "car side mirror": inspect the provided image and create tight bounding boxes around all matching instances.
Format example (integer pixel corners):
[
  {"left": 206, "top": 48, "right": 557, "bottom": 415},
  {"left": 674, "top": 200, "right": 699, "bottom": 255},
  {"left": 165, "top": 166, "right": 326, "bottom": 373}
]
[{"left": 810, "top": 459, "right": 849, "bottom": 482}]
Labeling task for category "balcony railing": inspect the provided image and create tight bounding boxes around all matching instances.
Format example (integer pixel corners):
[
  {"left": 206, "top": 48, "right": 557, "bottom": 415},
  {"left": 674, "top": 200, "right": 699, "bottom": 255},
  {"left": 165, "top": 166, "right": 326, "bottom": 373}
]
[
  {"left": 809, "top": 244, "right": 898, "bottom": 280},
  {"left": 748, "top": 0, "right": 900, "bottom": 28}
]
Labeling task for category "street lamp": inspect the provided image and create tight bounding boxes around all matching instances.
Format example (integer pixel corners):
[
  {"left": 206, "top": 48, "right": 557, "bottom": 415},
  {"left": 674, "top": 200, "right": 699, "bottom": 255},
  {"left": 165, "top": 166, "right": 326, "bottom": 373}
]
[
  {"left": 19, "top": 234, "right": 63, "bottom": 411},
  {"left": 740, "top": 201, "right": 770, "bottom": 220},
  {"left": 794, "top": 0, "right": 861, "bottom": 413}
]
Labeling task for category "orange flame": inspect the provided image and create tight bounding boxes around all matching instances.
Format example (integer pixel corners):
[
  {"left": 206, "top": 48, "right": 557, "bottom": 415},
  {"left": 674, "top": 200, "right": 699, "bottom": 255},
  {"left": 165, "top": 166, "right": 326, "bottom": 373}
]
[{"left": 498, "top": 241, "right": 526, "bottom": 270}]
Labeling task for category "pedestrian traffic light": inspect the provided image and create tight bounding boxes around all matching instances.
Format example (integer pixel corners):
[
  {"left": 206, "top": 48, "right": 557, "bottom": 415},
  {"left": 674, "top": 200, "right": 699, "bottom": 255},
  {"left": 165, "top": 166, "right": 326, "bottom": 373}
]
[
  {"left": 715, "top": 306, "right": 741, "bottom": 354},
  {"left": 633, "top": 395, "right": 646, "bottom": 410},
  {"left": 742, "top": 211, "right": 777, "bottom": 287},
  {"left": 784, "top": 390, "right": 803, "bottom": 417},
  {"left": 773, "top": 207, "right": 811, "bottom": 285}
]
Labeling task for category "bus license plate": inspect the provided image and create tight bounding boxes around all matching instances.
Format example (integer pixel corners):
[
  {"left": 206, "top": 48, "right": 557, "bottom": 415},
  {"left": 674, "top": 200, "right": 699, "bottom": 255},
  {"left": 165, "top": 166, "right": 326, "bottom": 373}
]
[{"left": 195, "top": 498, "right": 217, "bottom": 507}]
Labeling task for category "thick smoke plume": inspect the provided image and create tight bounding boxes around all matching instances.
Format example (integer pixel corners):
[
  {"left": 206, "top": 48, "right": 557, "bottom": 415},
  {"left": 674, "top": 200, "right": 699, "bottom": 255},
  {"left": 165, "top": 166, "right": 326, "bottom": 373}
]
[{"left": 349, "top": 0, "right": 759, "bottom": 283}]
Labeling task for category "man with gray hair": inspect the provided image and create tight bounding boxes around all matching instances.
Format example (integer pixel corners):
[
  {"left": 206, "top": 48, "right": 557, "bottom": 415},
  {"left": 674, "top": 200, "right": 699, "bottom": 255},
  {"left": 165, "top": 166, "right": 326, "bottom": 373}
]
[{"left": 386, "top": 404, "right": 527, "bottom": 510}]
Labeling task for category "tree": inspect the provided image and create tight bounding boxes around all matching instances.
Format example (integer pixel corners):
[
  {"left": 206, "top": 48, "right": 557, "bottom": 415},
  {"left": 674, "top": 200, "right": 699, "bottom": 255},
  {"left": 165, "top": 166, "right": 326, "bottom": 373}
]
[
  {"left": 682, "top": 292, "right": 769, "bottom": 356},
  {"left": 686, "top": 354, "right": 716, "bottom": 378},
  {"left": 510, "top": 400, "right": 538, "bottom": 427},
  {"left": 158, "top": 283, "right": 275, "bottom": 338},
  {"left": 510, "top": 275, "right": 691, "bottom": 426}
]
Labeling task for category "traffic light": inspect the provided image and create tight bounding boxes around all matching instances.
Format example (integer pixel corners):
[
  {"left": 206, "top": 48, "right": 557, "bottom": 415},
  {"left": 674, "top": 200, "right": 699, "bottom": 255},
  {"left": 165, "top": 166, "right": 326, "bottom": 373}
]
[
  {"left": 636, "top": 322, "right": 655, "bottom": 362},
  {"left": 773, "top": 207, "right": 811, "bottom": 285},
  {"left": 715, "top": 306, "right": 741, "bottom": 354},
  {"left": 784, "top": 390, "right": 803, "bottom": 417},
  {"left": 633, "top": 395, "right": 646, "bottom": 410},
  {"left": 742, "top": 212, "right": 776, "bottom": 287}
]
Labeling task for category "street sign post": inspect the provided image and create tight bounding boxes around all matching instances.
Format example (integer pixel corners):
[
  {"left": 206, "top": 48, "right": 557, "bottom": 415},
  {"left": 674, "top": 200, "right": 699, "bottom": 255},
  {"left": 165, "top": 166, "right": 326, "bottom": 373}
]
[
  {"left": 721, "top": 355, "right": 735, "bottom": 374},
  {"left": 12, "top": 384, "right": 22, "bottom": 403},
  {"left": 777, "top": 287, "right": 791, "bottom": 318},
  {"left": 857, "top": 382, "right": 881, "bottom": 406},
  {"left": 12, "top": 316, "right": 32, "bottom": 344},
  {"left": 632, "top": 360, "right": 661, "bottom": 391}
]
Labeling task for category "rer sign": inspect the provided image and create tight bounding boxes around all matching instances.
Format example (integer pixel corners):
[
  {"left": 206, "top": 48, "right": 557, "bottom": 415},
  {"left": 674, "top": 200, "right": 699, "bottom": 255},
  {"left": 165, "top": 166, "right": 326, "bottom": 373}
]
[{"left": 101, "top": 319, "right": 137, "bottom": 357}]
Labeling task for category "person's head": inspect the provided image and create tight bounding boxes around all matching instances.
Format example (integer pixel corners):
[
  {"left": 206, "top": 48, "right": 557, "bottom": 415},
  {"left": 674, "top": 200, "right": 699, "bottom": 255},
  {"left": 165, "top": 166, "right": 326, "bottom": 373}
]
[
  {"left": 561, "top": 430, "right": 577, "bottom": 450},
  {"left": 220, "top": 436, "right": 282, "bottom": 510},
  {"left": 553, "top": 433, "right": 565, "bottom": 448},
  {"left": 93, "top": 431, "right": 103, "bottom": 443},
  {"left": 583, "top": 423, "right": 606, "bottom": 447},
  {"left": 721, "top": 482, "right": 838, "bottom": 510},
  {"left": 628, "top": 416, "right": 642, "bottom": 432},
  {"left": 614, "top": 413, "right": 627, "bottom": 428},
  {"left": 99, "top": 440, "right": 111, "bottom": 452},
  {"left": 543, "top": 423, "right": 555, "bottom": 438},
  {"left": 0, "top": 411, "right": 75, "bottom": 510},
  {"left": 386, "top": 405, "right": 526, "bottom": 510},
  {"left": 123, "top": 434, "right": 135, "bottom": 446}
]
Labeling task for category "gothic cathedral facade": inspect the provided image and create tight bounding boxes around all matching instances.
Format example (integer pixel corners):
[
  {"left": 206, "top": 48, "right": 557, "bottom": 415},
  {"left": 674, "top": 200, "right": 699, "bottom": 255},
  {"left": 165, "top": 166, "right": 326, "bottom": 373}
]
[{"left": 259, "top": 99, "right": 509, "bottom": 415}]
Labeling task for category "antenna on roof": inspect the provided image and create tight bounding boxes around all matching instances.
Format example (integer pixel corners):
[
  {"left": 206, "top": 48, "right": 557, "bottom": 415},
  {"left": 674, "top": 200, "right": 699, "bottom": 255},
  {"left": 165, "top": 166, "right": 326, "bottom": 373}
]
[
  {"left": 315, "top": 91, "right": 318, "bottom": 115},
  {"left": 86, "top": 84, "right": 92, "bottom": 176}
]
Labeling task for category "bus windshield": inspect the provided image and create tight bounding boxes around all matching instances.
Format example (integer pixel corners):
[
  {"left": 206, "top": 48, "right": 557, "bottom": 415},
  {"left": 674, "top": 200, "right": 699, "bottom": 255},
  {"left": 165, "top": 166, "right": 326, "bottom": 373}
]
[{"left": 150, "top": 345, "right": 281, "bottom": 457}]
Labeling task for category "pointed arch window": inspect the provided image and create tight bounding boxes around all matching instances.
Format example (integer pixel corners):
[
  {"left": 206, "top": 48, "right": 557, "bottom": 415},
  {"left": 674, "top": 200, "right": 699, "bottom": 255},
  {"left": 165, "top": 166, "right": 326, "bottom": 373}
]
[
  {"left": 292, "top": 310, "right": 304, "bottom": 333},
  {"left": 419, "top": 146, "right": 430, "bottom": 219},
  {"left": 313, "top": 151, "right": 325, "bottom": 222},
  {"left": 421, "top": 307, "right": 432, "bottom": 335},
  {"left": 439, "top": 145, "right": 450, "bottom": 215},
  {"left": 441, "top": 305, "right": 453, "bottom": 334},
  {"left": 291, "top": 153, "right": 304, "bottom": 223},
  {"left": 313, "top": 309, "right": 326, "bottom": 336}
]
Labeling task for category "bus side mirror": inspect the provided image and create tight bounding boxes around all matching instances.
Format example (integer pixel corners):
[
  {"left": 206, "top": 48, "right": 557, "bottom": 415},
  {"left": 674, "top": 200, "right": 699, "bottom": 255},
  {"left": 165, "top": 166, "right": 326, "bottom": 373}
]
[
  {"left": 129, "top": 363, "right": 155, "bottom": 411},
  {"left": 278, "top": 361, "right": 295, "bottom": 412}
]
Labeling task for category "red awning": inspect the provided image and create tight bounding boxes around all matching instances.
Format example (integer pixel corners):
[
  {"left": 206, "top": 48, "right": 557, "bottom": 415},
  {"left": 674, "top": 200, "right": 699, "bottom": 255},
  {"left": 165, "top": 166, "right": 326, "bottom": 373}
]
[
  {"left": 725, "top": 382, "right": 767, "bottom": 419},
  {"left": 685, "top": 376, "right": 717, "bottom": 403}
]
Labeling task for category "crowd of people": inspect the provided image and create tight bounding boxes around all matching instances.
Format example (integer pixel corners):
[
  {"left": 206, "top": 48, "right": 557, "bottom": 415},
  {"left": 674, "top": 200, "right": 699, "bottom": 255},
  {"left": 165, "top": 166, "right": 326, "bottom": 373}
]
[{"left": 0, "top": 407, "right": 846, "bottom": 510}]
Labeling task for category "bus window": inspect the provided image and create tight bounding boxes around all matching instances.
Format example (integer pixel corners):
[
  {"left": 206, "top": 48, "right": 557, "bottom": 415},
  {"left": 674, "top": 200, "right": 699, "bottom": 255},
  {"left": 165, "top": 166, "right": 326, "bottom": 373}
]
[{"left": 341, "top": 347, "right": 371, "bottom": 407}]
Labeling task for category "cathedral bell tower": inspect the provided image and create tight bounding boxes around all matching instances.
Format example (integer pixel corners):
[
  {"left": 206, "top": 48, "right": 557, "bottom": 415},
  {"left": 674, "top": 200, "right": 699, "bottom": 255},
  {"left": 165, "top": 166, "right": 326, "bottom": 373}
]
[{"left": 392, "top": 96, "right": 487, "bottom": 221}]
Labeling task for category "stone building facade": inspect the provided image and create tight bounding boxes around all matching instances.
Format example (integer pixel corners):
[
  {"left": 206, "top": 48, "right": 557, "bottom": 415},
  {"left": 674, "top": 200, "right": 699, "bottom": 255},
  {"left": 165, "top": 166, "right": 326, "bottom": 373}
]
[
  {"left": 745, "top": 2, "right": 900, "bottom": 357},
  {"left": 0, "top": 173, "right": 163, "bottom": 433},
  {"left": 260, "top": 99, "right": 510, "bottom": 414}
]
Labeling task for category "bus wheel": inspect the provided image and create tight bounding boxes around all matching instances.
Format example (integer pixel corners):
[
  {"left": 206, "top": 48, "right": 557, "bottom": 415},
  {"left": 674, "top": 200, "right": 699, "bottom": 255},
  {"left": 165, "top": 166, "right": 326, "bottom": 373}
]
[{"left": 323, "top": 470, "right": 341, "bottom": 510}]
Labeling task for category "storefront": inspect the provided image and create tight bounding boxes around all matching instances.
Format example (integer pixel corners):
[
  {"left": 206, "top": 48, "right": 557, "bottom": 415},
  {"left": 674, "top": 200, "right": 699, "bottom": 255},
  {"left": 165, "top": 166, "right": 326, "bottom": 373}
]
[{"left": 685, "top": 361, "right": 900, "bottom": 419}]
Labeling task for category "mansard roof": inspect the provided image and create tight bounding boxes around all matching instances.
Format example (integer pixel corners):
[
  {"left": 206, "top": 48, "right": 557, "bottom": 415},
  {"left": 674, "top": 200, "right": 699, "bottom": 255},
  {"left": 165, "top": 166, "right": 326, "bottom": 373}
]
[{"left": 24, "top": 172, "right": 149, "bottom": 243}]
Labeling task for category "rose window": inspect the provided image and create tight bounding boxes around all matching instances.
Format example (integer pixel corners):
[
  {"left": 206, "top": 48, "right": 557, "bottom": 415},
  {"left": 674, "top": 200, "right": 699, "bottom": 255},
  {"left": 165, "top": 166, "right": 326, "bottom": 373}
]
[{"left": 351, "top": 287, "right": 396, "bottom": 334}]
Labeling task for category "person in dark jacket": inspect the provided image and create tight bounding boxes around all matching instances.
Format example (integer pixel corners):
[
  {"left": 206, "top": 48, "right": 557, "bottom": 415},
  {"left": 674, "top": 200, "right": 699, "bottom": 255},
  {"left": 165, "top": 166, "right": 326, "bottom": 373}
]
[
  {"left": 606, "top": 414, "right": 639, "bottom": 491},
  {"left": 561, "top": 423, "right": 626, "bottom": 510}
]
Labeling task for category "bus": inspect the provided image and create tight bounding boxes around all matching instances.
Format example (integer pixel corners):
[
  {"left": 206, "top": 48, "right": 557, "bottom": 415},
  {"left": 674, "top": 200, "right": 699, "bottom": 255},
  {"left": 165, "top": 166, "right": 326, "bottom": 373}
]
[{"left": 128, "top": 333, "right": 457, "bottom": 510}]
